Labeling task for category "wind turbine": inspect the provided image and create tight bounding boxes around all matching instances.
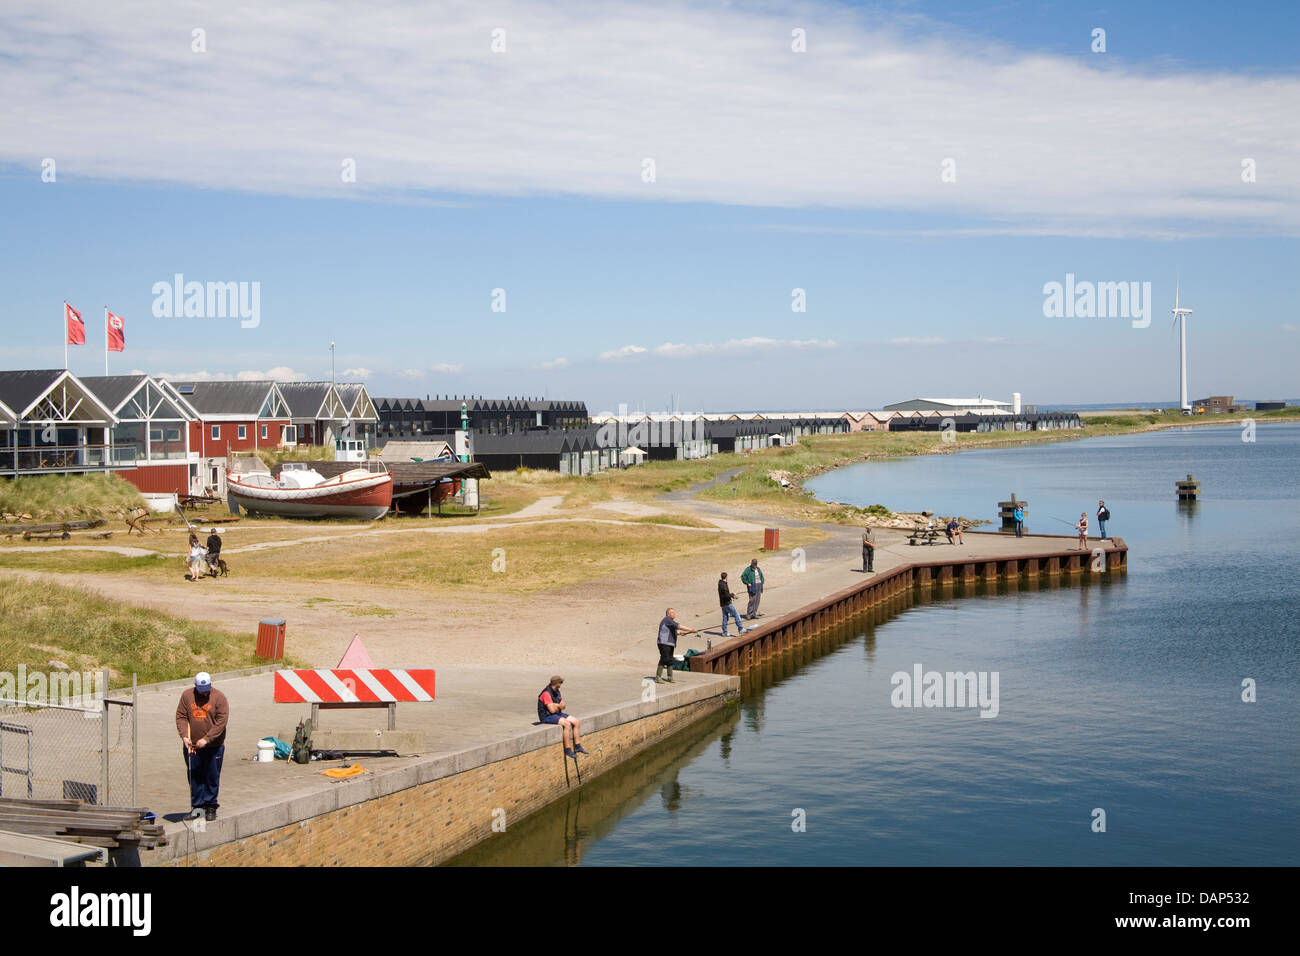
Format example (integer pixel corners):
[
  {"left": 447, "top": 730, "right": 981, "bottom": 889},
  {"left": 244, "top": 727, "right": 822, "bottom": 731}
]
[{"left": 1171, "top": 282, "right": 1193, "bottom": 412}]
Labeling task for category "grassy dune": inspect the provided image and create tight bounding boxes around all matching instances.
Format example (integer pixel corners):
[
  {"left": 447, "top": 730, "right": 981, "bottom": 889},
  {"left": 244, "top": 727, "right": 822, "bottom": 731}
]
[
  {"left": 0, "top": 577, "right": 273, "bottom": 687},
  {"left": 0, "top": 473, "right": 145, "bottom": 521}
]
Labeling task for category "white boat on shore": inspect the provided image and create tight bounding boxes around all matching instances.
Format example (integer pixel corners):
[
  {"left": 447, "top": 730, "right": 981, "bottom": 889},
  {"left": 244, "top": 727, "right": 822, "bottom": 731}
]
[{"left": 226, "top": 461, "right": 393, "bottom": 519}]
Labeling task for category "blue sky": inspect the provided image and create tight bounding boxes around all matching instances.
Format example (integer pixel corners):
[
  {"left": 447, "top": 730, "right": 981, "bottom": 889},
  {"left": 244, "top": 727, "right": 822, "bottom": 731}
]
[{"left": 1, "top": 0, "right": 1296, "bottom": 411}]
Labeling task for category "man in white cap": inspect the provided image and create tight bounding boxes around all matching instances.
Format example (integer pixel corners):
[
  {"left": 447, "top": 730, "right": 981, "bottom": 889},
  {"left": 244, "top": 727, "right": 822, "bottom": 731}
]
[{"left": 175, "top": 672, "right": 229, "bottom": 822}]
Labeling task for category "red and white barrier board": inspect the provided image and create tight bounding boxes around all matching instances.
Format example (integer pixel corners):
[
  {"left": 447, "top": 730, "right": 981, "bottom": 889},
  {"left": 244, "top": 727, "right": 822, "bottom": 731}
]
[{"left": 274, "top": 668, "right": 436, "bottom": 704}]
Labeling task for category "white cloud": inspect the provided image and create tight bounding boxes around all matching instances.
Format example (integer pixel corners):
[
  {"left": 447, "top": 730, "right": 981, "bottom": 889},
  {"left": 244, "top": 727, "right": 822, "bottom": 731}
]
[
  {"left": 394, "top": 363, "right": 464, "bottom": 379},
  {"left": 1, "top": 1, "right": 1295, "bottom": 235},
  {"left": 599, "top": 345, "right": 648, "bottom": 361},
  {"left": 155, "top": 366, "right": 309, "bottom": 381},
  {"left": 601, "top": 338, "right": 835, "bottom": 361},
  {"left": 889, "top": 337, "right": 947, "bottom": 346},
  {"left": 342, "top": 367, "right": 373, "bottom": 378},
  {"left": 1283, "top": 323, "right": 1297, "bottom": 333},
  {"left": 538, "top": 357, "right": 569, "bottom": 370},
  {"left": 654, "top": 338, "right": 836, "bottom": 358}
]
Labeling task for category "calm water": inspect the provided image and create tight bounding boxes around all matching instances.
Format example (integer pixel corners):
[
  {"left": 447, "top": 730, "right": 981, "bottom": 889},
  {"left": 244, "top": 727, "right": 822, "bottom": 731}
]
[{"left": 453, "top": 425, "right": 1300, "bottom": 866}]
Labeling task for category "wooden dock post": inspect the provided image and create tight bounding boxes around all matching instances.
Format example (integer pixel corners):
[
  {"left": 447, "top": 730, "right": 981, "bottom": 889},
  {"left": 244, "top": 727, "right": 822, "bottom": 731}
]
[
  {"left": 1176, "top": 474, "right": 1200, "bottom": 500},
  {"left": 998, "top": 493, "right": 1027, "bottom": 532}
]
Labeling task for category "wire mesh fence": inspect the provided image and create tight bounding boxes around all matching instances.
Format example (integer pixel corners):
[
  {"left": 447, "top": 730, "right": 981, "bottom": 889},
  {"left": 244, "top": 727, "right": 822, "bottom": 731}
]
[{"left": 0, "top": 671, "right": 136, "bottom": 807}]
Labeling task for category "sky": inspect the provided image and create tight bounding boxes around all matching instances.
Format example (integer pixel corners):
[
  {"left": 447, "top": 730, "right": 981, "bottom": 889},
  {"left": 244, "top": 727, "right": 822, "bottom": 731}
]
[{"left": 1, "top": 0, "right": 1297, "bottom": 413}]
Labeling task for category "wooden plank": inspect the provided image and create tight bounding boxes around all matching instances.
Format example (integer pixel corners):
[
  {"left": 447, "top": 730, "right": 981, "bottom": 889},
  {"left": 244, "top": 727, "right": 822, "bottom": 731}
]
[{"left": 0, "top": 829, "right": 103, "bottom": 867}]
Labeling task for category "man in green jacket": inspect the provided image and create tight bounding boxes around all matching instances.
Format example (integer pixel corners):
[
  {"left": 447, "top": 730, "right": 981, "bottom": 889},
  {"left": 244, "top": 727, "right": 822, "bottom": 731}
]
[{"left": 740, "top": 559, "right": 765, "bottom": 620}]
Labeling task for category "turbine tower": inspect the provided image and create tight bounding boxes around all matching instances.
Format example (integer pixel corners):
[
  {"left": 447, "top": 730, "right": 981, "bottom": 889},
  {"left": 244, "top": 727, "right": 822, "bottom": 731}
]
[{"left": 1172, "top": 283, "right": 1193, "bottom": 411}]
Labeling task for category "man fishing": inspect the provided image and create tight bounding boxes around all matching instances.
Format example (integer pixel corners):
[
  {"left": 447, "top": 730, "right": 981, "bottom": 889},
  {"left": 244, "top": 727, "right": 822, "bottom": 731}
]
[
  {"left": 741, "top": 559, "right": 765, "bottom": 619},
  {"left": 175, "top": 672, "right": 228, "bottom": 822},
  {"left": 537, "top": 676, "right": 587, "bottom": 758},
  {"left": 655, "top": 608, "right": 697, "bottom": 683},
  {"left": 862, "top": 525, "right": 875, "bottom": 572}
]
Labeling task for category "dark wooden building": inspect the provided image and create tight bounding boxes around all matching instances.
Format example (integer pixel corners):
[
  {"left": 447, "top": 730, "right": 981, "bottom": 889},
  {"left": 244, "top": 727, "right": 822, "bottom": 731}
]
[{"left": 375, "top": 396, "right": 588, "bottom": 438}]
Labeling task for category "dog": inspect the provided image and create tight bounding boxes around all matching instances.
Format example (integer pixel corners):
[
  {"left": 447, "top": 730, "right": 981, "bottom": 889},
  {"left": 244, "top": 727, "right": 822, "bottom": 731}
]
[{"left": 206, "top": 554, "right": 229, "bottom": 577}]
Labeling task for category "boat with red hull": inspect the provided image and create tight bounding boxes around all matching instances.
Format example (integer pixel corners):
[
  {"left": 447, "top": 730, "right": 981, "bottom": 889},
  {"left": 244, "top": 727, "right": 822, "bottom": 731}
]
[{"left": 226, "top": 463, "right": 392, "bottom": 519}]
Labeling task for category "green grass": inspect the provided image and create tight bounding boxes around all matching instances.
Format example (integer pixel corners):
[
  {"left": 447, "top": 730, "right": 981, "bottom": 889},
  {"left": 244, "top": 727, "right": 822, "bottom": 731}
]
[
  {"left": 0, "top": 577, "right": 282, "bottom": 687},
  {"left": 0, "top": 473, "right": 145, "bottom": 521},
  {"left": 630, "top": 513, "right": 718, "bottom": 528}
]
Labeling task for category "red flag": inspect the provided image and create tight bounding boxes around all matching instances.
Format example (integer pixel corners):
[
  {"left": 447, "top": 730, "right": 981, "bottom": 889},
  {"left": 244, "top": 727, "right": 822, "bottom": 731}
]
[
  {"left": 106, "top": 311, "right": 125, "bottom": 352},
  {"left": 65, "top": 303, "right": 85, "bottom": 345}
]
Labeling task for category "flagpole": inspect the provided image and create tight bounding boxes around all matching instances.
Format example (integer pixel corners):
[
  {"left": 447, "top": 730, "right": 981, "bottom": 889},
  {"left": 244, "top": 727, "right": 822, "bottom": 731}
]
[
  {"left": 63, "top": 301, "right": 68, "bottom": 370},
  {"left": 104, "top": 306, "right": 108, "bottom": 375}
]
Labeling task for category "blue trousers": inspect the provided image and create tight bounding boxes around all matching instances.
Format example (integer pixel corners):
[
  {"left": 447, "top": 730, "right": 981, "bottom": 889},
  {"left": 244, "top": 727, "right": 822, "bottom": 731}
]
[
  {"left": 1098, "top": 520, "right": 1107, "bottom": 540},
  {"left": 721, "top": 603, "right": 743, "bottom": 635},
  {"left": 183, "top": 744, "right": 224, "bottom": 809}
]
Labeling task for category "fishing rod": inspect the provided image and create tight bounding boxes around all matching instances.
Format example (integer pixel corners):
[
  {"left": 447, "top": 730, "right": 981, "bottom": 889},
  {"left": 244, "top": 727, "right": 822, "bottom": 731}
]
[{"left": 1044, "top": 514, "right": 1084, "bottom": 527}]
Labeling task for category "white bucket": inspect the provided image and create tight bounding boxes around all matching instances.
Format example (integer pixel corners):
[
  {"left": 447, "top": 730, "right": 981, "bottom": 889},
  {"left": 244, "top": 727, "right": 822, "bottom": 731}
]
[{"left": 257, "top": 739, "right": 276, "bottom": 763}]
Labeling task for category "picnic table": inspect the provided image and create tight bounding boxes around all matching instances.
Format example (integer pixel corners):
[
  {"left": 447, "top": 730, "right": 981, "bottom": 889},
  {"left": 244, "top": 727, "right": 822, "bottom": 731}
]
[{"left": 907, "top": 526, "right": 942, "bottom": 545}]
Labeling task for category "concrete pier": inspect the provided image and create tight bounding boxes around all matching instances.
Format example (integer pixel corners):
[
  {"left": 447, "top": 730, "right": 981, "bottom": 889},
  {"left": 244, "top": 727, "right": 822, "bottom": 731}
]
[
  {"left": 690, "top": 532, "right": 1127, "bottom": 677},
  {"left": 141, "top": 670, "right": 737, "bottom": 866}
]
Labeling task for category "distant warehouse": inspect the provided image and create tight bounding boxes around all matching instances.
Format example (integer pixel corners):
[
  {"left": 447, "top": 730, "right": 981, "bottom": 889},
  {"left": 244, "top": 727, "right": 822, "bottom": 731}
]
[{"left": 883, "top": 397, "right": 1021, "bottom": 415}]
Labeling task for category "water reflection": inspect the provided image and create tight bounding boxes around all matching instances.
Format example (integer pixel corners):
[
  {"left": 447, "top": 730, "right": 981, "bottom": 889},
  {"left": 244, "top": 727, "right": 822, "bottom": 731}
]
[{"left": 446, "top": 574, "right": 1110, "bottom": 867}]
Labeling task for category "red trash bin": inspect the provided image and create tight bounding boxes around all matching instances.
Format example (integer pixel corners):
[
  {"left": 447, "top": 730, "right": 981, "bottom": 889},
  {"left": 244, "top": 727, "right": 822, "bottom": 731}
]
[
  {"left": 763, "top": 527, "right": 780, "bottom": 551},
  {"left": 256, "top": 618, "right": 286, "bottom": 660}
]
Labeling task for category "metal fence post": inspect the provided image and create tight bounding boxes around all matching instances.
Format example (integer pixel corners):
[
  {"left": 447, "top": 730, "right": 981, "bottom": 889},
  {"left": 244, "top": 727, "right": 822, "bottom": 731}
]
[
  {"left": 100, "top": 668, "right": 109, "bottom": 806},
  {"left": 131, "top": 674, "right": 139, "bottom": 807}
]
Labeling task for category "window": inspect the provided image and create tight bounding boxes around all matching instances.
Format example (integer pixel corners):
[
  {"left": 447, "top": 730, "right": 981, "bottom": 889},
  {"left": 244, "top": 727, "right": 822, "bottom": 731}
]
[
  {"left": 260, "top": 424, "right": 268, "bottom": 440},
  {"left": 211, "top": 425, "right": 220, "bottom": 440},
  {"left": 238, "top": 425, "right": 247, "bottom": 440}
]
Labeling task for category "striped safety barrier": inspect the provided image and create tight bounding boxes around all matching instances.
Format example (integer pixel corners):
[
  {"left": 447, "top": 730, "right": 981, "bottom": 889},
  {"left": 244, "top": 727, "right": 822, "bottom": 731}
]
[{"left": 273, "top": 668, "right": 436, "bottom": 704}]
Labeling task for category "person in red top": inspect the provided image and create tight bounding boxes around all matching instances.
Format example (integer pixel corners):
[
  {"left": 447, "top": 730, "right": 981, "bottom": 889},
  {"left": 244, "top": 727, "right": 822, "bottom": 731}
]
[
  {"left": 175, "top": 672, "right": 229, "bottom": 821},
  {"left": 537, "top": 676, "right": 587, "bottom": 758}
]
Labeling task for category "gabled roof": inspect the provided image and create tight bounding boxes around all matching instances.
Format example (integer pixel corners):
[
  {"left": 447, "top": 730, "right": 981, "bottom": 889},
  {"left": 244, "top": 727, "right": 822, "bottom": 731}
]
[
  {"left": 80, "top": 375, "right": 196, "bottom": 421},
  {"left": 77, "top": 375, "right": 150, "bottom": 412},
  {"left": 0, "top": 369, "right": 118, "bottom": 423},
  {"left": 336, "top": 384, "right": 377, "bottom": 422},
  {"left": 276, "top": 382, "right": 334, "bottom": 419},
  {"left": 0, "top": 370, "right": 67, "bottom": 418},
  {"left": 379, "top": 440, "right": 457, "bottom": 461},
  {"left": 166, "top": 380, "right": 286, "bottom": 419}
]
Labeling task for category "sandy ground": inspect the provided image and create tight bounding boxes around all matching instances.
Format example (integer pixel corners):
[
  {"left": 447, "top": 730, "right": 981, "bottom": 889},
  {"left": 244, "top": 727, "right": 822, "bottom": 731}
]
[{"left": 1, "top": 483, "right": 1113, "bottom": 674}]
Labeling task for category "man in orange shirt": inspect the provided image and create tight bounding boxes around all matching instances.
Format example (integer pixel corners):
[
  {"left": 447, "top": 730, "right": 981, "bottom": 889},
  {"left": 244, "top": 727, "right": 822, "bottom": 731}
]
[{"left": 175, "top": 672, "right": 229, "bottom": 822}]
